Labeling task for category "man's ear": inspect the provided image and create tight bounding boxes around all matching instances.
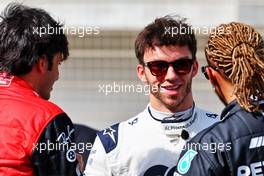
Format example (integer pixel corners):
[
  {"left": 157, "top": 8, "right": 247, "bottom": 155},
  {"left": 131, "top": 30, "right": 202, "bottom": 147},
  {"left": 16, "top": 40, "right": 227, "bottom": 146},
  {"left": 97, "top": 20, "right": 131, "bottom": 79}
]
[
  {"left": 207, "top": 66, "right": 232, "bottom": 105},
  {"left": 36, "top": 56, "right": 48, "bottom": 74},
  {"left": 137, "top": 64, "right": 148, "bottom": 84},
  {"left": 207, "top": 67, "right": 220, "bottom": 87},
  {"left": 191, "top": 60, "right": 198, "bottom": 77}
]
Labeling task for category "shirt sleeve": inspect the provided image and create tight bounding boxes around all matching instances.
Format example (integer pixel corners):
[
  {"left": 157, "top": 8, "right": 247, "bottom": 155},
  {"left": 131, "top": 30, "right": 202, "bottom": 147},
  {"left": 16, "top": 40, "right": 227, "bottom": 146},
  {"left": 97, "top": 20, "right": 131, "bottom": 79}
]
[
  {"left": 84, "top": 136, "right": 111, "bottom": 176},
  {"left": 31, "top": 113, "right": 80, "bottom": 176}
]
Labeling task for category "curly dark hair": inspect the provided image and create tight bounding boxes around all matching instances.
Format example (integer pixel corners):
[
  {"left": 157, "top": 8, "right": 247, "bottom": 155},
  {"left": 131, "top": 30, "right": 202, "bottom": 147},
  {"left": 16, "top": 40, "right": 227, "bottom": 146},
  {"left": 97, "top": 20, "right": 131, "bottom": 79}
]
[
  {"left": 134, "top": 15, "right": 197, "bottom": 65},
  {"left": 0, "top": 3, "right": 69, "bottom": 75},
  {"left": 205, "top": 22, "right": 264, "bottom": 112}
]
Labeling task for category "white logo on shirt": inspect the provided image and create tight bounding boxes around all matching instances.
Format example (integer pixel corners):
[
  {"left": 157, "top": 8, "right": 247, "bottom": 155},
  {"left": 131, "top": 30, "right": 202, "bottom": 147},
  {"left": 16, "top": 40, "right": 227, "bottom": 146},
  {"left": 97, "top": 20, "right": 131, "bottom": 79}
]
[
  {"left": 66, "top": 149, "right": 76, "bottom": 162},
  {"left": 57, "top": 125, "right": 75, "bottom": 144},
  {"left": 249, "top": 136, "right": 264, "bottom": 149},
  {"left": 103, "top": 127, "right": 116, "bottom": 143},
  {"left": 0, "top": 74, "right": 13, "bottom": 87}
]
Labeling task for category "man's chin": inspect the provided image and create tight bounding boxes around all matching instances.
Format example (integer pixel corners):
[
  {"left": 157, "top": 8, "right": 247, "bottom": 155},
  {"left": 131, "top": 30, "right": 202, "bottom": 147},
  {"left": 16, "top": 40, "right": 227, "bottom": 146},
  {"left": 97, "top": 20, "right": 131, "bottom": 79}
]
[{"left": 160, "top": 98, "right": 182, "bottom": 111}]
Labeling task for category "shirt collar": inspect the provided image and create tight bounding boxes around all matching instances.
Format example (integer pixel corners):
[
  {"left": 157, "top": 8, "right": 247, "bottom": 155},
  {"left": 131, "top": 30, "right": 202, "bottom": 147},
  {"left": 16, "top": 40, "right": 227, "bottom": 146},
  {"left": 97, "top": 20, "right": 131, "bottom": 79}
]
[
  {"left": 148, "top": 103, "right": 194, "bottom": 122},
  {"left": 220, "top": 100, "right": 241, "bottom": 120},
  {"left": 0, "top": 73, "right": 37, "bottom": 96}
]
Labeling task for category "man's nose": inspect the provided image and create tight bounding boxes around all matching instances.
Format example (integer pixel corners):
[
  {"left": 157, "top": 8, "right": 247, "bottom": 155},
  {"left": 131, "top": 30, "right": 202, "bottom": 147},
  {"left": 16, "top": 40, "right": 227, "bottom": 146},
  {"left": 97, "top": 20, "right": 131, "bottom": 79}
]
[{"left": 164, "top": 65, "right": 179, "bottom": 80}]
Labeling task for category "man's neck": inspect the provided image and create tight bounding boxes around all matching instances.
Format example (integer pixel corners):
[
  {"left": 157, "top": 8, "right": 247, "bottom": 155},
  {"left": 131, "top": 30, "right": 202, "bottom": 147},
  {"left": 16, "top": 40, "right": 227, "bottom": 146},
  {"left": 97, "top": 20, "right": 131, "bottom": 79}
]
[
  {"left": 218, "top": 78, "right": 236, "bottom": 104},
  {"left": 19, "top": 73, "right": 39, "bottom": 94}
]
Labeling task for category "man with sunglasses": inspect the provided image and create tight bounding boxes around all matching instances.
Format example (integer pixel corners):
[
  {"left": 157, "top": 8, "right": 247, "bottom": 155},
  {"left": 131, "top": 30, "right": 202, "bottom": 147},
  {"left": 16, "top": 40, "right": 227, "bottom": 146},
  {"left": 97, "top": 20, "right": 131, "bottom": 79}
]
[
  {"left": 85, "top": 16, "right": 219, "bottom": 176},
  {"left": 174, "top": 22, "right": 264, "bottom": 176}
]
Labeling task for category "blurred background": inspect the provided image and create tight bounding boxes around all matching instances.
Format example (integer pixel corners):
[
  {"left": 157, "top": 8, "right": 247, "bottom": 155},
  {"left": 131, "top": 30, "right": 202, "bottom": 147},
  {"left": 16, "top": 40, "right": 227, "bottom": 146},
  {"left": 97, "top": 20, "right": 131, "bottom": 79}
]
[{"left": 1, "top": 0, "right": 264, "bottom": 130}]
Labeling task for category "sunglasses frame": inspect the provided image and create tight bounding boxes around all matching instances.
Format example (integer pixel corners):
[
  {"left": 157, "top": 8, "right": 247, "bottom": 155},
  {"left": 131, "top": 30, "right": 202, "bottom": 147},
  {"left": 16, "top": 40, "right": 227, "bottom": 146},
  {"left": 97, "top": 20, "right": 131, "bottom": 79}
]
[
  {"left": 201, "top": 65, "right": 219, "bottom": 80},
  {"left": 201, "top": 66, "right": 209, "bottom": 80},
  {"left": 144, "top": 58, "right": 194, "bottom": 77}
]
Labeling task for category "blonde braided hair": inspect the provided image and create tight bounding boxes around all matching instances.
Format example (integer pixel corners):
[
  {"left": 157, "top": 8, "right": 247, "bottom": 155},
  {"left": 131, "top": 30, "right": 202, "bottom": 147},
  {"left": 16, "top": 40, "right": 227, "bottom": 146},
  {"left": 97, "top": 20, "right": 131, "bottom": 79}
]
[{"left": 205, "top": 22, "right": 264, "bottom": 112}]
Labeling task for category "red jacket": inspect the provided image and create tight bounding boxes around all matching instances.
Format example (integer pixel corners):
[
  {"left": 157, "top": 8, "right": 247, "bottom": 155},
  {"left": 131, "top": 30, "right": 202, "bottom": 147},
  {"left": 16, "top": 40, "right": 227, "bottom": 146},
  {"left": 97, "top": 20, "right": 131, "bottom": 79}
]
[{"left": 0, "top": 73, "right": 75, "bottom": 176}]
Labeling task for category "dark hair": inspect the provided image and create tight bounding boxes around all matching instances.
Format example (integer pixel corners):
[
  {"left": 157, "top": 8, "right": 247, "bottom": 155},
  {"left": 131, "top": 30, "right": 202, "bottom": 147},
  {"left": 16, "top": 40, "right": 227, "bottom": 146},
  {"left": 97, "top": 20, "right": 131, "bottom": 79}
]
[
  {"left": 0, "top": 3, "right": 69, "bottom": 75},
  {"left": 135, "top": 15, "right": 197, "bottom": 65}
]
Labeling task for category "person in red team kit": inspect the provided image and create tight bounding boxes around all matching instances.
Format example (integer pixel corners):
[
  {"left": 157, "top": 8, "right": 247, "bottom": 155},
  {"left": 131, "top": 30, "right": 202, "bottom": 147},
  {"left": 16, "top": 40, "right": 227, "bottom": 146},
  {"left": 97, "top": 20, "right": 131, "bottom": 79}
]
[{"left": 0, "top": 3, "right": 81, "bottom": 176}]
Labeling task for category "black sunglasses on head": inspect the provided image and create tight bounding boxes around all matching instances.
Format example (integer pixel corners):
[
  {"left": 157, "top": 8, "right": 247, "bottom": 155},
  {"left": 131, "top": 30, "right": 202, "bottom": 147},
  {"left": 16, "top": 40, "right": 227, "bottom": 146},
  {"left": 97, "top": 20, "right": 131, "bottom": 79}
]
[{"left": 145, "top": 58, "right": 194, "bottom": 77}]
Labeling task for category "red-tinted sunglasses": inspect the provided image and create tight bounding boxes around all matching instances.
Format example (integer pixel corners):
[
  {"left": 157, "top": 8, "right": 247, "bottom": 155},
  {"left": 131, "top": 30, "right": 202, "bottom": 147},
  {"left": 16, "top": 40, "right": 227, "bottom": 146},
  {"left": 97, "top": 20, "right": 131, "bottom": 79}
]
[{"left": 145, "top": 58, "right": 194, "bottom": 77}]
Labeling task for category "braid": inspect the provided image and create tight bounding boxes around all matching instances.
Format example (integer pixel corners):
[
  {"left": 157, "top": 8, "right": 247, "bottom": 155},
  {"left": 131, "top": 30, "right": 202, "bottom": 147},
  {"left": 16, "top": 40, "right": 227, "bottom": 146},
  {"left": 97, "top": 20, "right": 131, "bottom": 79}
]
[{"left": 206, "top": 22, "right": 264, "bottom": 112}]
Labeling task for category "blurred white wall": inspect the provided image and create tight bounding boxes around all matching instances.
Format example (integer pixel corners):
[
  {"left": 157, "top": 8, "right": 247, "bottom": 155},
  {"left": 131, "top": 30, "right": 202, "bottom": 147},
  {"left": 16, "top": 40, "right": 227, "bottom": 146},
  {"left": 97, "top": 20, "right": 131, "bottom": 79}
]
[{"left": 0, "top": 0, "right": 240, "bottom": 29}]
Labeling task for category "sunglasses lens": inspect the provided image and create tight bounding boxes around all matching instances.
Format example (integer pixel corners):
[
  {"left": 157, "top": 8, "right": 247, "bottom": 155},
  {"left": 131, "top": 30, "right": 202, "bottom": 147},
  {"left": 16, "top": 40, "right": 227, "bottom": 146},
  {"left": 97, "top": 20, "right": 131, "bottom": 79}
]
[
  {"left": 147, "top": 61, "right": 168, "bottom": 76},
  {"left": 147, "top": 59, "right": 193, "bottom": 76},
  {"left": 172, "top": 59, "right": 193, "bottom": 75}
]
